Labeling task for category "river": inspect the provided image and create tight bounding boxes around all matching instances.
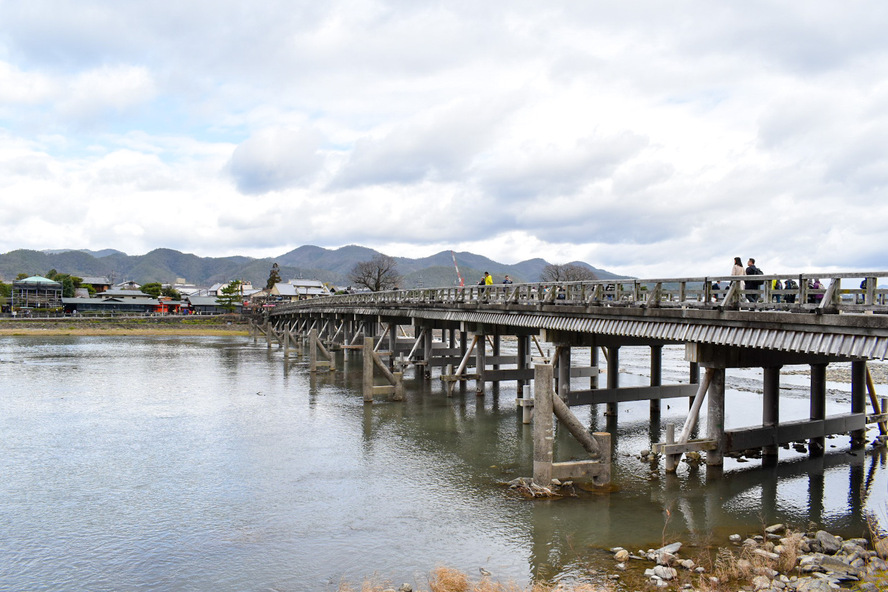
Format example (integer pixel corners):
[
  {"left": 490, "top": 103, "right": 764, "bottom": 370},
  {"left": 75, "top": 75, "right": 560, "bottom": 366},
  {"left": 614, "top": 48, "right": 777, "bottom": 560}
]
[{"left": 1, "top": 335, "right": 885, "bottom": 591}]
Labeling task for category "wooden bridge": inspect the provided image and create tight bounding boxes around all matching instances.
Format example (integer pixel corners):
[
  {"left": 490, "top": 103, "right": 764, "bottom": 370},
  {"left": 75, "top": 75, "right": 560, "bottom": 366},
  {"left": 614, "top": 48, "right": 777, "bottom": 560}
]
[{"left": 254, "top": 271, "right": 888, "bottom": 485}]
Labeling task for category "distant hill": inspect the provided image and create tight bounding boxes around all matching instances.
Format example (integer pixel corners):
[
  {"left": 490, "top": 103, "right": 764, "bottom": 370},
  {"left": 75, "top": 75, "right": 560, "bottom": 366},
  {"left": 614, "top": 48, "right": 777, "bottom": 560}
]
[{"left": 0, "top": 246, "right": 630, "bottom": 288}]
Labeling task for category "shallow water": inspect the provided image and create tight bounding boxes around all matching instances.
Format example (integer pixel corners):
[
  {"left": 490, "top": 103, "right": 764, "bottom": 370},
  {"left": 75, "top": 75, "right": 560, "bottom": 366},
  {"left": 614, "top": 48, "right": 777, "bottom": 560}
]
[{"left": 0, "top": 335, "right": 885, "bottom": 591}]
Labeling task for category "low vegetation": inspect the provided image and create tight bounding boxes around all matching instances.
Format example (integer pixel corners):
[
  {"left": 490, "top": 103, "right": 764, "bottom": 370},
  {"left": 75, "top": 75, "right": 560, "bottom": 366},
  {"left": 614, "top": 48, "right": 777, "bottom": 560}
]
[{"left": 336, "top": 566, "right": 610, "bottom": 592}]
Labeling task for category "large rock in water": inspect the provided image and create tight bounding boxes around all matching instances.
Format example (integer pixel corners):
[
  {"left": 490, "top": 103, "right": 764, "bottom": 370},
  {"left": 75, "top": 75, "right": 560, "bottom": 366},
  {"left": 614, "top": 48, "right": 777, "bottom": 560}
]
[
  {"left": 796, "top": 579, "right": 836, "bottom": 592},
  {"left": 814, "top": 530, "right": 842, "bottom": 554}
]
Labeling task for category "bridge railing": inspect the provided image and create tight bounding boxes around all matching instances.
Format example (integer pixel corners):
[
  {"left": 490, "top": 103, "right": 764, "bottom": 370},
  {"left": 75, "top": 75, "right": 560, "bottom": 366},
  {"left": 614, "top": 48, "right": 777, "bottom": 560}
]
[{"left": 269, "top": 272, "right": 888, "bottom": 314}]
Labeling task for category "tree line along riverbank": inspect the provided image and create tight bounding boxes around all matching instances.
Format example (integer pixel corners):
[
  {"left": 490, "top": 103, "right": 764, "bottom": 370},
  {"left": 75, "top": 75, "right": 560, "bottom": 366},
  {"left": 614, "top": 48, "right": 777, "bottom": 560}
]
[{"left": 0, "top": 314, "right": 251, "bottom": 336}]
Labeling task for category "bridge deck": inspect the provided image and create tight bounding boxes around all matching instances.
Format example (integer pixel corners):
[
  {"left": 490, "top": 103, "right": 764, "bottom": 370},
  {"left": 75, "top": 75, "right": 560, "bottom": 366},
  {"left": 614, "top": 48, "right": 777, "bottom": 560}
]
[{"left": 269, "top": 271, "right": 888, "bottom": 361}]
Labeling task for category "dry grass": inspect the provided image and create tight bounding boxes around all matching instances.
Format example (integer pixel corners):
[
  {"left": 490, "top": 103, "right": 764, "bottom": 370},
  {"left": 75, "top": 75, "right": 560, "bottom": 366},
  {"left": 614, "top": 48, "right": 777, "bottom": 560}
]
[
  {"left": 697, "top": 529, "right": 808, "bottom": 591},
  {"left": 335, "top": 567, "right": 611, "bottom": 592},
  {"left": 429, "top": 567, "right": 471, "bottom": 592},
  {"left": 776, "top": 531, "right": 805, "bottom": 573}
]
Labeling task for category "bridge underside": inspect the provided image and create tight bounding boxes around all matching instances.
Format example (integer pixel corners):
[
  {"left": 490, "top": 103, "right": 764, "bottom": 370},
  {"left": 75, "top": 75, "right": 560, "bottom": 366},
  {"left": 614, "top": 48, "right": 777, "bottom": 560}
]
[{"left": 261, "top": 300, "right": 888, "bottom": 476}]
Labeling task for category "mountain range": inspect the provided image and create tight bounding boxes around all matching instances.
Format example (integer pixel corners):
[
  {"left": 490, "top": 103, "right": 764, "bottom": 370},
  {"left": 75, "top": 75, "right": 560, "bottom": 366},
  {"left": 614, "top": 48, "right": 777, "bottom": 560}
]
[{"left": 0, "top": 246, "right": 627, "bottom": 288}]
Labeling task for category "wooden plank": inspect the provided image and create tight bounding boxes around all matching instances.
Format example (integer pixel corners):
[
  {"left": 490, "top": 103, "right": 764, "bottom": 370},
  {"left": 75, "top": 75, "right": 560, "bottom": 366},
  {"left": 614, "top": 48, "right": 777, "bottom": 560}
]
[
  {"left": 439, "top": 373, "right": 480, "bottom": 382},
  {"left": 482, "top": 368, "right": 535, "bottom": 381},
  {"left": 569, "top": 366, "right": 599, "bottom": 378},
  {"left": 653, "top": 439, "right": 718, "bottom": 455},
  {"left": 484, "top": 355, "right": 518, "bottom": 365},
  {"left": 567, "top": 383, "right": 699, "bottom": 405},
  {"left": 725, "top": 414, "right": 867, "bottom": 451}
]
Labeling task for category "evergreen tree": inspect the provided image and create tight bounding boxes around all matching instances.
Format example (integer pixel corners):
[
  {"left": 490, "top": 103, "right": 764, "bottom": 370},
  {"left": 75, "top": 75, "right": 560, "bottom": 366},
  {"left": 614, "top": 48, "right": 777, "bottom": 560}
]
[
  {"left": 216, "top": 280, "right": 243, "bottom": 312},
  {"left": 141, "top": 282, "right": 163, "bottom": 298},
  {"left": 265, "top": 263, "right": 282, "bottom": 290}
]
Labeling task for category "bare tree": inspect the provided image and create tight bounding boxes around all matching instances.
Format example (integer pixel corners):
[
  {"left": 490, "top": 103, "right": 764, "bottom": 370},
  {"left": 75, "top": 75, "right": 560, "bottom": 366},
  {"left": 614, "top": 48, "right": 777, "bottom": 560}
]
[
  {"left": 349, "top": 254, "right": 403, "bottom": 291},
  {"left": 540, "top": 263, "right": 598, "bottom": 282}
]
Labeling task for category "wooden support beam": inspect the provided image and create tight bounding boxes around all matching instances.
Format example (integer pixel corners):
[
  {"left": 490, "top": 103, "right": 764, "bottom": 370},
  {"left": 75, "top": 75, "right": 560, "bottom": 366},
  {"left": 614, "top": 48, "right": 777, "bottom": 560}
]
[
  {"left": 810, "top": 363, "right": 827, "bottom": 457},
  {"left": 650, "top": 345, "right": 662, "bottom": 417},
  {"left": 851, "top": 361, "right": 867, "bottom": 449},
  {"left": 358, "top": 336, "right": 405, "bottom": 402},
  {"left": 567, "top": 383, "right": 698, "bottom": 406},
  {"left": 533, "top": 363, "right": 611, "bottom": 485},
  {"left": 866, "top": 365, "right": 886, "bottom": 436},
  {"left": 533, "top": 363, "right": 555, "bottom": 485},
  {"left": 726, "top": 413, "right": 867, "bottom": 450},
  {"left": 447, "top": 335, "right": 478, "bottom": 397},
  {"left": 475, "top": 333, "right": 486, "bottom": 396},
  {"left": 654, "top": 439, "right": 718, "bottom": 456},
  {"left": 363, "top": 337, "right": 374, "bottom": 403},
  {"left": 552, "top": 395, "right": 600, "bottom": 457},
  {"left": 482, "top": 368, "right": 535, "bottom": 382},
  {"left": 706, "top": 368, "right": 726, "bottom": 466},
  {"left": 763, "top": 366, "right": 781, "bottom": 459},
  {"left": 606, "top": 346, "right": 619, "bottom": 417},
  {"left": 679, "top": 369, "right": 714, "bottom": 443}
]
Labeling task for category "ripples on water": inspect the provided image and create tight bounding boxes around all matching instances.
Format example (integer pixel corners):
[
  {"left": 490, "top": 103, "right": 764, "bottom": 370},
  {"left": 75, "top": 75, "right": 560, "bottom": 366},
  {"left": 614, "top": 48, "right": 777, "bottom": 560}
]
[{"left": 0, "top": 336, "right": 885, "bottom": 591}]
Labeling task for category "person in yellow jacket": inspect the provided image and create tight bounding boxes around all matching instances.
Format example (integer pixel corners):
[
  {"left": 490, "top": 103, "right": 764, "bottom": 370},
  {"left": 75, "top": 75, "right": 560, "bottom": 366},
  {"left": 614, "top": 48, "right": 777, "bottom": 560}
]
[{"left": 484, "top": 272, "right": 493, "bottom": 286}]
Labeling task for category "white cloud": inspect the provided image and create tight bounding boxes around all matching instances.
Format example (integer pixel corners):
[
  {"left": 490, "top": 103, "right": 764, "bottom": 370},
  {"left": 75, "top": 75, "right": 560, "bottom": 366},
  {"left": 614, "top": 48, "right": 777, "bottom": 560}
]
[
  {"left": 1, "top": 1, "right": 888, "bottom": 277},
  {"left": 228, "top": 127, "right": 326, "bottom": 193}
]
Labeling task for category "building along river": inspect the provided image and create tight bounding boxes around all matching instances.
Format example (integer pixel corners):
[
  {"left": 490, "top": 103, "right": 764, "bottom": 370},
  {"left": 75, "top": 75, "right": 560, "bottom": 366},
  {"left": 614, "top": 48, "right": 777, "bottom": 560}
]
[{"left": 1, "top": 334, "right": 886, "bottom": 591}]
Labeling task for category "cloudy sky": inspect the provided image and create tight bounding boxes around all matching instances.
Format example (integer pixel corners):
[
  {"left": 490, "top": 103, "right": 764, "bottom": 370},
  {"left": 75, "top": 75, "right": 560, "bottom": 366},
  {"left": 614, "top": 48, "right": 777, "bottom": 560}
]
[{"left": 1, "top": 1, "right": 886, "bottom": 278}]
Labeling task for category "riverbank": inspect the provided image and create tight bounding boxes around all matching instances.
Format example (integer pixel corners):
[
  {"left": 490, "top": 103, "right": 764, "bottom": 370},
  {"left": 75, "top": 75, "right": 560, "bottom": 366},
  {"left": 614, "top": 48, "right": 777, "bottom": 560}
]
[
  {"left": 0, "top": 315, "right": 251, "bottom": 336},
  {"left": 342, "top": 524, "right": 888, "bottom": 591}
]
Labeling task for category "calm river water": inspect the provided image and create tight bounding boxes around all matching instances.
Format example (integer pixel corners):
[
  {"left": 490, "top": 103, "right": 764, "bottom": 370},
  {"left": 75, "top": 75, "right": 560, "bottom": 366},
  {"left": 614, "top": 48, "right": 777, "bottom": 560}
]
[{"left": 1, "top": 335, "right": 886, "bottom": 591}]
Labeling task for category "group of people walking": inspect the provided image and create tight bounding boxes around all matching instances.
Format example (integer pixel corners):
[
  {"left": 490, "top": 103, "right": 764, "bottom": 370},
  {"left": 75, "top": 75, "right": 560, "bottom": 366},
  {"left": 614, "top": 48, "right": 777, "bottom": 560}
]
[
  {"left": 727, "top": 257, "right": 819, "bottom": 304},
  {"left": 478, "top": 272, "right": 512, "bottom": 285}
]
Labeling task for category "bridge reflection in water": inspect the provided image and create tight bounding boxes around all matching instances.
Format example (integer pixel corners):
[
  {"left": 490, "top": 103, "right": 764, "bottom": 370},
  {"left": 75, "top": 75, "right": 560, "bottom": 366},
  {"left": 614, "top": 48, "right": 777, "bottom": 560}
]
[{"left": 257, "top": 271, "right": 888, "bottom": 494}]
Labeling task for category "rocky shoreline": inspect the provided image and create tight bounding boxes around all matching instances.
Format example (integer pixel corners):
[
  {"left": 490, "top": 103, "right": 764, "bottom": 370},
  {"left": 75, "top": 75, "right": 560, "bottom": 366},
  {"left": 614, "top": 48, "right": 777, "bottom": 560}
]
[
  {"left": 607, "top": 525, "right": 888, "bottom": 591},
  {"left": 341, "top": 525, "right": 888, "bottom": 592}
]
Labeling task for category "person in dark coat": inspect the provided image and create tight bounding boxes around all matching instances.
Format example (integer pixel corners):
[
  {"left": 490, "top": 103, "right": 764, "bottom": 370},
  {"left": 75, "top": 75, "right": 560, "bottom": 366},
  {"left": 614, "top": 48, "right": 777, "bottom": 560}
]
[{"left": 745, "top": 258, "right": 763, "bottom": 302}]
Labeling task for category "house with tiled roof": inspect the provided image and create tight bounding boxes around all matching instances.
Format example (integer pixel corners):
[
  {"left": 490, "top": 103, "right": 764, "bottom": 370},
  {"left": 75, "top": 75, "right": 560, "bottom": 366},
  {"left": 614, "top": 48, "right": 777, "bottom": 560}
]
[{"left": 11, "top": 276, "right": 63, "bottom": 310}]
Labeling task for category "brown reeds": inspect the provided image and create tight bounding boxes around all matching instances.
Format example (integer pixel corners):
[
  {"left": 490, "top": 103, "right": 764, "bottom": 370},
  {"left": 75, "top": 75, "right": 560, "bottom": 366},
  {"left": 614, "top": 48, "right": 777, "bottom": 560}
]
[{"left": 335, "top": 567, "right": 611, "bottom": 592}]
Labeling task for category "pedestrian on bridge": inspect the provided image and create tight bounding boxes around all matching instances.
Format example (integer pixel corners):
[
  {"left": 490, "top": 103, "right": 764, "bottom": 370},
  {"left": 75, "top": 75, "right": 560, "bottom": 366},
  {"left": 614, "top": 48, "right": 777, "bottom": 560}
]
[
  {"left": 745, "top": 258, "right": 764, "bottom": 302},
  {"left": 731, "top": 257, "right": 746, "bottom": 292}
]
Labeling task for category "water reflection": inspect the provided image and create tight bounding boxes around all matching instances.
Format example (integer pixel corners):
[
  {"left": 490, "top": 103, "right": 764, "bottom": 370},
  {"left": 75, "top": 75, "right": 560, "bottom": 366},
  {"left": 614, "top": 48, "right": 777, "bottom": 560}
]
[{"left": 0, "top": 336, "right": 885, "bottom": 592}]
